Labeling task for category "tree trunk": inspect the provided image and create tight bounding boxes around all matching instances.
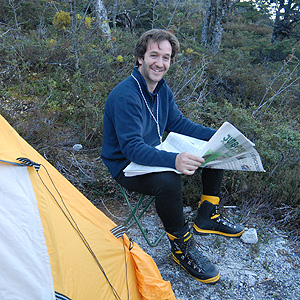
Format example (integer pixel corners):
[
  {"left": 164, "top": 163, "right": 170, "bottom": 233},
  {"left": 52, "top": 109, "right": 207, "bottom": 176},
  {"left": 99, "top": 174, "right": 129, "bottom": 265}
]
[
  {"left": 94, "top": 0, "right": 111, "bottom": 40},
  {"left": 112, "top": 0, "right": 118, "bottom": 30},
  {"left": 271, "top": 0, "right": 299, "bottom": 43},
  {"left": 201, "top": 0, "right": 235, "bottom": 54},
  {"left": 201, "top": 5, "right": 211, "bottom": 47},
  {"left": 69, "top": 0, "right": 79, "bottom": 70},
  {"left": 211, "top": 0, "right": 229, "bottom": 53}
]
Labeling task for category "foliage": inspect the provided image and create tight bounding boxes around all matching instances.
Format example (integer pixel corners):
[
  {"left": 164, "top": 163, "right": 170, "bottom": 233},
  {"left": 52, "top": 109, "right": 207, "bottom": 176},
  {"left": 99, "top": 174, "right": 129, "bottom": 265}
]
[
  {"left": 0, "top": 0, "right": 55, "bottom": 30},
  {"left": 53, "top": 10, "right": 71, "bottom": 30},
  {"left": 268, "top": 0, "right": 300, "bottom": 42},
  {"left": 0, "top": 0, "right": 299, "bottom": 232},
  {"left": 233, "top": 0, "right": 272, "bottom": 23}
]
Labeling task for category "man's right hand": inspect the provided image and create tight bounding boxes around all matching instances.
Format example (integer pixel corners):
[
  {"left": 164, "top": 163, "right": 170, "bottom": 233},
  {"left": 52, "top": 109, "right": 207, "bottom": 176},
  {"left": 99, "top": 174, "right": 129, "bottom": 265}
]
[{"left": 175, "top": 152, "right": 205, "bottom": 175}]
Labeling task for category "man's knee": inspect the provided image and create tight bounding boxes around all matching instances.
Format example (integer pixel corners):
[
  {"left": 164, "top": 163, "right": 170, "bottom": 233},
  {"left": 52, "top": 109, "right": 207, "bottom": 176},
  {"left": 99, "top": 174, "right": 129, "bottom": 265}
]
[{"left": 154, "top": 172, "right": 181, "bottom": 195}]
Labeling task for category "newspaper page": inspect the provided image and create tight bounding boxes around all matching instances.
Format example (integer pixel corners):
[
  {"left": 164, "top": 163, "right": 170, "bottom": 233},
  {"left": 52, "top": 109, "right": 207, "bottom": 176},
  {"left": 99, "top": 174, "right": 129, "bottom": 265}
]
[{"left": 123, "top": 122, "right": 265, "bottom": 177}]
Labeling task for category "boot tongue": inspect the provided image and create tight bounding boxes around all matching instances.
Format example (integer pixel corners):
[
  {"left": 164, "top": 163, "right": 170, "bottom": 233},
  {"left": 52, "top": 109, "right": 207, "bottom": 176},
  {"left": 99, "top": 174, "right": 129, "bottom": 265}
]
[{"left": 211, "top": 204, "right": 220, "bottom": 219}]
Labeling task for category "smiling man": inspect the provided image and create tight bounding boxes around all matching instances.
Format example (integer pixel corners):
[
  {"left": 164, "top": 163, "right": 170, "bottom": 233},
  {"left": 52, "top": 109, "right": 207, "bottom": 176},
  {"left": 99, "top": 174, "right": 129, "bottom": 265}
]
[
  {"left": 137, "top": 39, "right": 171, "bottom": 92},
  {"left": 101, "top": 29, "right": 244, "bottom": 284}
]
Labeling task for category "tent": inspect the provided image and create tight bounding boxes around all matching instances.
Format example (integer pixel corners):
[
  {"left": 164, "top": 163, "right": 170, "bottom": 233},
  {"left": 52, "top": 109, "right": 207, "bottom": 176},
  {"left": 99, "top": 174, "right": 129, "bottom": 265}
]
[{"left": 0, "top": 115, "right": 177, "bottom": 300}]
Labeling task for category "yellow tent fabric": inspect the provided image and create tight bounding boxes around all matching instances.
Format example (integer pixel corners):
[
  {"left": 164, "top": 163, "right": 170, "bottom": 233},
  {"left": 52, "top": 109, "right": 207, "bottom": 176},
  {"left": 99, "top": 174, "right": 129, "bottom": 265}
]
[
  {"left": 126, "top": 240, "right": 178, "bottom": 300},
  {"left": 0, "top": 115, "right": 177, "bottom": 300}
]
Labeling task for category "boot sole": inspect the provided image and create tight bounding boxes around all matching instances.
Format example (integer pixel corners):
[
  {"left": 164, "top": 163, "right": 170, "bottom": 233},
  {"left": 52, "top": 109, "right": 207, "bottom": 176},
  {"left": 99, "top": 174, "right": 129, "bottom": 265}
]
[
  {"left": 172, "top": 254, "right": 220, "bottom": 284},
  {"left": 193, "top": 224, "right": 245, "bottom": 237}
]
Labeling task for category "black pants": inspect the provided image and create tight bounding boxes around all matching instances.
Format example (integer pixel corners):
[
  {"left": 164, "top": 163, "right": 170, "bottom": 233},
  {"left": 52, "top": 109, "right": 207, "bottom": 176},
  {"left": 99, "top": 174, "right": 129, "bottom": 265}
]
[{"left": 116, "top": 168, "right": 224, "bottom": 234}]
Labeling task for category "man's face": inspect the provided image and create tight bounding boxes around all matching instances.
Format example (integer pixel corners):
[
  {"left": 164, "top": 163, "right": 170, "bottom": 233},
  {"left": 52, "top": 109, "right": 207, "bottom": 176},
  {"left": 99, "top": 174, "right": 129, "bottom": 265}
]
[{"left": 138, "top": 40, "right": 172, "bottom": 92}]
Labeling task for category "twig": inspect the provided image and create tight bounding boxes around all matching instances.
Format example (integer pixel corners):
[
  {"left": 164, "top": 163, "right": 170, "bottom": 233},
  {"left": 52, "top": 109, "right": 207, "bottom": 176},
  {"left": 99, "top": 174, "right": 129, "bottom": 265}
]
[
  {"left": 253, "top": 53, "right": 300, "bottom": 117},
  {"left": 167, "top": 0, "right": 181, "bottom": 28},
  {"left": 0, "top": 29, "right": 10, "bottom": 37}
]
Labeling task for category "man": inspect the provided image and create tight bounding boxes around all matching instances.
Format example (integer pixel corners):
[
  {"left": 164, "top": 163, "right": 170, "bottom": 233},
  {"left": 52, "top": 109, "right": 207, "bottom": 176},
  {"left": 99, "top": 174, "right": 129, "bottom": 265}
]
[{"left": 101, "top": 29, "right": 244, "bottom": 284}]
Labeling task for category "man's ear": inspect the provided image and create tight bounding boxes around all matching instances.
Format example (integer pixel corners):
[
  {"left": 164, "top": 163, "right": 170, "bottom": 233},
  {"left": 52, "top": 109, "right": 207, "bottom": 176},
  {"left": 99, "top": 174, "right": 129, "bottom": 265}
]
[{"left": 137, "top": 56, "right": 143, "bottom": 65}]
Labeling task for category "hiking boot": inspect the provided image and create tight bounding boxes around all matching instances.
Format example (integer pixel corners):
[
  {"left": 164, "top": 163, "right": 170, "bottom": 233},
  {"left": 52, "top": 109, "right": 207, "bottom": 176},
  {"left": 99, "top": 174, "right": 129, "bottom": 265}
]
[
  {"left": 193, "top": 195, "right": 244, "bottom": 237},
  {"left": 167, "top": 223, "right": 220, "bottom": 284}
]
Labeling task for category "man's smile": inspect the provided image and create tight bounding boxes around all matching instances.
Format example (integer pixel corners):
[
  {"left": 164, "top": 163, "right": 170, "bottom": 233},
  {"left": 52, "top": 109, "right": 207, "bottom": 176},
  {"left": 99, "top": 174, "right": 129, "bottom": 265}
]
[{"left": 151, "top": 68, "right": 164, "bottom": 73}]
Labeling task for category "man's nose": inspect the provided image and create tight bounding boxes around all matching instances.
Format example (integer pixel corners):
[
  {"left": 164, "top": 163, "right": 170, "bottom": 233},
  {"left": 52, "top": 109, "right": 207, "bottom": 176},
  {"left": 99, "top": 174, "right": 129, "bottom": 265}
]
[{"left": 155, "top": 56, "right": 163, "bottom": 67}]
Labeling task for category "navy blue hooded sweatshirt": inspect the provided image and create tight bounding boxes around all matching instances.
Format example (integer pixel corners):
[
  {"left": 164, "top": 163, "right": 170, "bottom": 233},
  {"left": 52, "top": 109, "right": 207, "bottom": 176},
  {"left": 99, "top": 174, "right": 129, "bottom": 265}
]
[{"left": 101, "top": 67, "right": 216, "bottom": 178}]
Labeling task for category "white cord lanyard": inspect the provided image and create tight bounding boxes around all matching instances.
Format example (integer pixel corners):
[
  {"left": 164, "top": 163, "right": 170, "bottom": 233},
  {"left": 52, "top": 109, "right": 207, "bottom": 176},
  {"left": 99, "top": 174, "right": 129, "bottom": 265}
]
[{"left": 131, "top": 74, "right": 162, "bottom": 144}]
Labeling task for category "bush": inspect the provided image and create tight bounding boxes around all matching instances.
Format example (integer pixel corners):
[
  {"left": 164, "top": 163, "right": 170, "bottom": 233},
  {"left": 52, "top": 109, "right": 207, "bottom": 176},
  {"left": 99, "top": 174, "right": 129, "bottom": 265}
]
[
  {"left": 1, "top": 0, "right": 299, "bottom": 234},
  {"left": 53, "top": 11, "right": 71, "bottom": 30},
  {"left": 179, "top": 98, "right": 300, "bottom": 219}
]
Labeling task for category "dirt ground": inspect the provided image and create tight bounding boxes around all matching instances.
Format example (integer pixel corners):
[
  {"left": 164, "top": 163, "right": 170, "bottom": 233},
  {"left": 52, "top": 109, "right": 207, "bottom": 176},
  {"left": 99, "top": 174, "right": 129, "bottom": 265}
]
[{"left": 96, "top": 193, "right": 300, "bottom": 300}]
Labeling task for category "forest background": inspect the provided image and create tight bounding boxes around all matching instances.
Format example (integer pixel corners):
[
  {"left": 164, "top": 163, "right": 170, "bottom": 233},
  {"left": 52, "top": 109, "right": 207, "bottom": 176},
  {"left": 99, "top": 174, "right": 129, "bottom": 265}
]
[{"left": 0, "top": 0, "right": 299, "bottom": 237}]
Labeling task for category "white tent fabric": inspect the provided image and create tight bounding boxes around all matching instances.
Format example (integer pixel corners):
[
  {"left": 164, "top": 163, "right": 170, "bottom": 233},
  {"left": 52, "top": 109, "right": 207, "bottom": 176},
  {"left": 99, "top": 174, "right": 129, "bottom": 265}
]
[{"left": 0, "top": 163, "right": 55, "bottom": 300}]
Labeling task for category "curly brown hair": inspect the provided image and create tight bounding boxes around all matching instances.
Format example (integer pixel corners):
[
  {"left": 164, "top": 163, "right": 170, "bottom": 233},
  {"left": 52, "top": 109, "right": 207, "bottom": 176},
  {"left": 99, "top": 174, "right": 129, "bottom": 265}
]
[{"left": 134, "top": 29, "right": 180, "bottom": 66}]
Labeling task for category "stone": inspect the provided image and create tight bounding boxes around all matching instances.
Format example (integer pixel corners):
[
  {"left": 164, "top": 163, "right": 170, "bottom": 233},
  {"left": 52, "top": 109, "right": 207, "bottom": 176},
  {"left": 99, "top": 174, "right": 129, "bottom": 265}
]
[
  {"left": 241, "top": 228, "right": 258, "bottom": 244},
  {"left": 73, "top": 144, "right": 83, "bottom": 151},
  {"left": 183, "top": 206, "right": 192, "bottom": 214}
]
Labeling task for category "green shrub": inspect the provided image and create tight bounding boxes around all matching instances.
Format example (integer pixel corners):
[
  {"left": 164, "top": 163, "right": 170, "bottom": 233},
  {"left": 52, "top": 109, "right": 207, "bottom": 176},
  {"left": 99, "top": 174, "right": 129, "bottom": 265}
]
[
  {"left": 1, "top": 0, "right": 299, "bottom": 233},
  {"left": 53, "top": 10, "right": 71, "bottom": 30}
]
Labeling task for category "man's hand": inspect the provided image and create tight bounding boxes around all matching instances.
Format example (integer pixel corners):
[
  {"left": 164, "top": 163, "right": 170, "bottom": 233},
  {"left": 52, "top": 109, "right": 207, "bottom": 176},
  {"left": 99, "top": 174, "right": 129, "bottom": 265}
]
[{"left": 175, "top": 152, "right": 205, "bottom": 175}]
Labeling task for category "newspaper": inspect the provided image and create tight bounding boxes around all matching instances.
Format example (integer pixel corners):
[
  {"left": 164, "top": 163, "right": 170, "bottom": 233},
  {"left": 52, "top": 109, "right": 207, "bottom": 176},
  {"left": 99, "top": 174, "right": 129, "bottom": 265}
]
[{"left": 123, "top": 121, "right": 265, "bottom": 177}]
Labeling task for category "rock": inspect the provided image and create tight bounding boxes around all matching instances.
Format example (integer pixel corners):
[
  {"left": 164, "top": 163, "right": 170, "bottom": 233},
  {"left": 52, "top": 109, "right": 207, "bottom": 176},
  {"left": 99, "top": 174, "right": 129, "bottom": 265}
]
[
  {"left": 73, "top": 144, "right": 83, "bottom": 151},
  {"left": 240, "top": 228, "right": 258, "bottom": 244},
  {"left": 183, "top": 206, "right": 192, "bottom": 214}
]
